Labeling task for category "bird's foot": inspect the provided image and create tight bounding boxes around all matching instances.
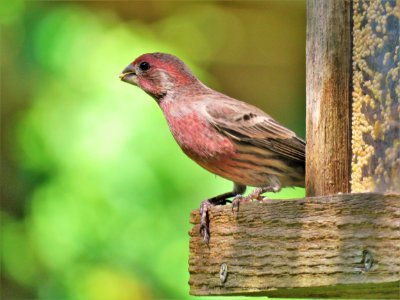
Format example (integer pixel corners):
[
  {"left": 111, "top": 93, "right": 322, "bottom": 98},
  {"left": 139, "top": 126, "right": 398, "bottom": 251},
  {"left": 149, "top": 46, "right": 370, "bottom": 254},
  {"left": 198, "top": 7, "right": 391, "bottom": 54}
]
[
  {"left": 199, "top": 200, "right": 211, "bottom": 243},
  {"left": 199, "top": 183, "right": 246, "bottom": 243},
  {"left": 247, "top": 187, "right": 269, "bottom": 201},
  {"left": 232, "top": 187, "right": 273, "bottom": 212},
  {"left": 231, "top": 194, "right": 243, "bottom": 212},
  {"left": 199, "top": 197, "right": 232, "bottom": 244}
]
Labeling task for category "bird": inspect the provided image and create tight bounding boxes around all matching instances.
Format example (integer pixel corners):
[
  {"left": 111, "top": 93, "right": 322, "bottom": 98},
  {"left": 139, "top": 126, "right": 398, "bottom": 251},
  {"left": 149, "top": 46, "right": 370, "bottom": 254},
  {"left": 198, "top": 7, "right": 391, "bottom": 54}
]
[{"left": 119, "top": 52, "right": 305, "bottom": 243}]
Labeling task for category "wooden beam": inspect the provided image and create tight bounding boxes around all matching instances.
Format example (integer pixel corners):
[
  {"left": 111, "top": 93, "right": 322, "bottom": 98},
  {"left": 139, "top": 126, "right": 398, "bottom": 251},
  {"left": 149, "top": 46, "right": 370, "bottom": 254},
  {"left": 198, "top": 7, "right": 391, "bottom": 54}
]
[
  {"left": 188, "top": 193, "right": 400, "bottom": 298},
  {"left": 306, "top": 0, "right": 352, "bottom": 196}
]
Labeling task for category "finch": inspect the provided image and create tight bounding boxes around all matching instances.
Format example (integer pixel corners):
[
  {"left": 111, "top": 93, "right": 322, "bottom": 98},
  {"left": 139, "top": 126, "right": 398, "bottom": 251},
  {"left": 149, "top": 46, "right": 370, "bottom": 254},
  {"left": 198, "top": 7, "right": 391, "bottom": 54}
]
[{"left": 120, "top": 53, "right": 305, "bottom": 243}]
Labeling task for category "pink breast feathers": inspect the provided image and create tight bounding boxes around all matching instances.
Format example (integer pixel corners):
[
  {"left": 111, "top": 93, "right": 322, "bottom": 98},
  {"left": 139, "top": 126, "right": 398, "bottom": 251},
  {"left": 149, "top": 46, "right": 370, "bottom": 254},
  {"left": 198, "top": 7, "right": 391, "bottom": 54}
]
[{"left": 161, "top": 103, "right": 235, "bottom": 164}]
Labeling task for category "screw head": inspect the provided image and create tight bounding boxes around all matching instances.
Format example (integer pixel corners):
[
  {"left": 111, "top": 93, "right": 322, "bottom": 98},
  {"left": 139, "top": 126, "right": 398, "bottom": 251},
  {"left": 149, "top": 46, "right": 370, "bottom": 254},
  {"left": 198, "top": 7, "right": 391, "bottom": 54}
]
[
  {"left": 220, "top": 263, "right": 228, "bottom": 283},
  {"left": 362, "top": 250, "right": 373, "bottom": 271}
]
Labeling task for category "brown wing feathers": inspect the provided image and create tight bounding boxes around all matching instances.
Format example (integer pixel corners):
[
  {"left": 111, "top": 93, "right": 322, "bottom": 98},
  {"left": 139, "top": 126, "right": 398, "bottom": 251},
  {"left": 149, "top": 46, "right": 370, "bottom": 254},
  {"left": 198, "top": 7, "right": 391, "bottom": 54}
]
[{"left": 205, "top": 100, "right": 305, "bottom": 163}]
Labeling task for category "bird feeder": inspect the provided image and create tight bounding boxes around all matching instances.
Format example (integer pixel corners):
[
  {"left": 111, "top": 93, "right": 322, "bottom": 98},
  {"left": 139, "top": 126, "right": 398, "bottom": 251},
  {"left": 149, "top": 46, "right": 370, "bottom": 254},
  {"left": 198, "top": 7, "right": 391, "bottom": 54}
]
[{"left": 188, "top": 0, "right": 400, "bottom": 298}]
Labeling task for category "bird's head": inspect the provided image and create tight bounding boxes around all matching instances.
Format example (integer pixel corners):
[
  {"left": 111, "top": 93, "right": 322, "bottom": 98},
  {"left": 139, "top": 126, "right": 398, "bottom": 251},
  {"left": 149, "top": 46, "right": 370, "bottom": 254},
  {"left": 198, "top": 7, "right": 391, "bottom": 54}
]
[{"left": 119, "top": 53, "right": 197, "bottom": 100}]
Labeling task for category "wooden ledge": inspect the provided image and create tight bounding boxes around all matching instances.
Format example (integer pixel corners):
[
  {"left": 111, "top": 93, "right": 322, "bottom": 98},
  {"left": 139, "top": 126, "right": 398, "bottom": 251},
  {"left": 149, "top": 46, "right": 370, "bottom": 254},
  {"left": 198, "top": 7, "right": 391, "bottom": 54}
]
[{"left": 188, "top": 193, "right": 400, "bottom": 298}]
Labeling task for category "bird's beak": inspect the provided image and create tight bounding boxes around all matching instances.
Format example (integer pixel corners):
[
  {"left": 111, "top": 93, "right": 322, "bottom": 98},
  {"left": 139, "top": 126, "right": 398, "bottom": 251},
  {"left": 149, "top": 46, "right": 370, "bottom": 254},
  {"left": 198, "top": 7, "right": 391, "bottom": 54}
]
[{"left": 119, "top": 64, "right": 137, "bottom": 85}]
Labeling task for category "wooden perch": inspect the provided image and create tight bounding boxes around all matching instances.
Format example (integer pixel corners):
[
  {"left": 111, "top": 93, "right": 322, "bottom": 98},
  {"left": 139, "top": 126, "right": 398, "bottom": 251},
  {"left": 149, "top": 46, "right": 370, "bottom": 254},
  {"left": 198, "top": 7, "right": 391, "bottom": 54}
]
[{"left": 189, "top": 193, "right": 400, "bottom": 298}]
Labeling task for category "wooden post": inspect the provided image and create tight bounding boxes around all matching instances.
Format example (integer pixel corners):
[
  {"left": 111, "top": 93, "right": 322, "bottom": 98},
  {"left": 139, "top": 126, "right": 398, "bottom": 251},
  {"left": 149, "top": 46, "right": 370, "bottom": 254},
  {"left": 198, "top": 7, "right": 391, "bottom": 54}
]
[
  {"left": 188, "top": 0, "right": 400, "bottom": 297},
  {"left": 306, "top": 0, "right": 352, "bottom": 197}
]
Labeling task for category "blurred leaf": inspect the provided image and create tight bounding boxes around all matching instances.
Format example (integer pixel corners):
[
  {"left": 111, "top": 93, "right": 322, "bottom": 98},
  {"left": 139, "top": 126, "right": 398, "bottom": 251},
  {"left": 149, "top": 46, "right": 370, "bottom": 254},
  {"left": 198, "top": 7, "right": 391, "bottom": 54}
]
[
  {"left": 1, "top": 213, "right": 40, "bottom": 287},
  {"left": 0, "top": 0, "right": 25, "bottom": 25}
]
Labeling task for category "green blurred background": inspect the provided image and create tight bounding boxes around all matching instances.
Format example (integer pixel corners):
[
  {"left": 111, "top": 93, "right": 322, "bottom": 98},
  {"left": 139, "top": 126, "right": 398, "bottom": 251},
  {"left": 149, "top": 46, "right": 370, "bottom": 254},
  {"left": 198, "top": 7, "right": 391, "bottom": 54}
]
[{"left": 1, "top": 1, "right": 306, "bottom": 299}]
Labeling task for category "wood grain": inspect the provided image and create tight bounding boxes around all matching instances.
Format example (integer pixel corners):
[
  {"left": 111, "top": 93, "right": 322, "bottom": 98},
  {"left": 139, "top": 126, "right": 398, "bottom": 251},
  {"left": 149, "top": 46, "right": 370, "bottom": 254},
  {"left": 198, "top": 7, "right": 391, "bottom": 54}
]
[
  {"left": 306, "top": 0, "right": 352, "bottom": 196},
  {"left": 188, "top": 193, "right": 400, "bottom": 298}
]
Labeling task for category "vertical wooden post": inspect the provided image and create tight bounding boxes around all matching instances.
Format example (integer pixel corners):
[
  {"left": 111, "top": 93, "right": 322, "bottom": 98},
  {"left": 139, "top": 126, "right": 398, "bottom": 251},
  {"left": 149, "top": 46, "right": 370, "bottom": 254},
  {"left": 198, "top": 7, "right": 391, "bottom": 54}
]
[{"left": 306, "top": 0, "right": 352, "bottom": 197}]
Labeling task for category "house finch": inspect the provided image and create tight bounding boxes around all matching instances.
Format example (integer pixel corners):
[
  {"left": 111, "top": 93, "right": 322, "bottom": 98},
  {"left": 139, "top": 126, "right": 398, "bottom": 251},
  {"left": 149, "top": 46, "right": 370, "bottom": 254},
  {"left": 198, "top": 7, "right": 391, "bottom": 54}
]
[{"left": 120, "top": 53, "right": 305, "bottom": 243}]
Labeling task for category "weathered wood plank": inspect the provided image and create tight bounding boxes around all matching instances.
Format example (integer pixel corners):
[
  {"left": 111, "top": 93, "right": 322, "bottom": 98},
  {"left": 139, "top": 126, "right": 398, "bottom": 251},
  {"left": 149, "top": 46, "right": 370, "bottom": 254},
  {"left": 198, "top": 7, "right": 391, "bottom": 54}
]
[
  {"left": 188, "top": 193, "right": 400, "bottom": 298},
  {"left": 306, "top": 0, "right": 352, "bottom": 196}
]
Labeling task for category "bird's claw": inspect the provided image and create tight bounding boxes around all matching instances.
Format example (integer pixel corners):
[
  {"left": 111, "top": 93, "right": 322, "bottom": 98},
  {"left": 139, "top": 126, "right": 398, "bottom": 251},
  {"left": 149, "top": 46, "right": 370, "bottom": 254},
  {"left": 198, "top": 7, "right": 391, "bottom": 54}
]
[
  {"left": 232, "top": 195, "right": 243, "bottom": 212},
  {"left": 232, "top": 188, "right": 268, "bottom": 213},
  {"left": 199, "top": 222, "right": 210, "bottom": 243},
  {"left": 198, "top": 186, "right": 270, "bottom": 243},
  {"left": 199, "top": 200, "right": 211, "bottom": 243}
]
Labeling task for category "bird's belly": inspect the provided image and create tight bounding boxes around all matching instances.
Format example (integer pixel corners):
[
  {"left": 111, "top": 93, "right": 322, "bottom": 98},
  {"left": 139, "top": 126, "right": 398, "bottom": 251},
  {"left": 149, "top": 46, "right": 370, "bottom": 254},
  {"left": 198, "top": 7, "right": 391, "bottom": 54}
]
[
  {"left": 197, "top": 155, "right": 276, "bottom": 187},
  {"left": 196, "top": 156, "right": 259, "bottom": 186},
  {"left": 197, "top": 149, "right": 305, "bottom": 188}
]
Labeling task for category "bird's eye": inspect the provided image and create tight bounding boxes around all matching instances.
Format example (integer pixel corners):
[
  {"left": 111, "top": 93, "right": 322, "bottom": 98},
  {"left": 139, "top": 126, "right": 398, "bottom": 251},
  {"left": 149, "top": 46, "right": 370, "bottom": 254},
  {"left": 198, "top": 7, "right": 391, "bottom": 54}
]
[{"left": 139, "top": 61, "right": 150, "bottom": 71}]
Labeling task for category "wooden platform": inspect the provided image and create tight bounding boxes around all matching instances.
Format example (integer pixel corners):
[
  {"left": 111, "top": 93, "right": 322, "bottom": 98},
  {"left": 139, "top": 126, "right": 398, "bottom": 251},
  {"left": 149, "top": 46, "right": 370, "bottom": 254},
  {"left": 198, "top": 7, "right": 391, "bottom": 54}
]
[{"left": 188, "top": 193, "right": 400, "bottom": 298}]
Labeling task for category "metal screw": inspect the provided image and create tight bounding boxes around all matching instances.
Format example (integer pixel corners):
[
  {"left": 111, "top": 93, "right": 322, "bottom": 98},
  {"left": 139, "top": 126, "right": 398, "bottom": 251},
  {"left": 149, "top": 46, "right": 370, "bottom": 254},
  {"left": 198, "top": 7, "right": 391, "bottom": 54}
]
[
  {"left": 220, "top": 263, "right": 228, "bottom": 283},
  {"left": 362, "top": 250, "right": 373, "bottom": 271}
]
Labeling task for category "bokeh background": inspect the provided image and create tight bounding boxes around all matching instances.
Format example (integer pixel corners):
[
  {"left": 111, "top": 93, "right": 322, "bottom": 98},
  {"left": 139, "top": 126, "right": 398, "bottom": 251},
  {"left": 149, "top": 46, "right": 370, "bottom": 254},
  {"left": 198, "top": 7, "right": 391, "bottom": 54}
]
[{"left": 1, "top": 1, "right": 306, "bottom": 299}]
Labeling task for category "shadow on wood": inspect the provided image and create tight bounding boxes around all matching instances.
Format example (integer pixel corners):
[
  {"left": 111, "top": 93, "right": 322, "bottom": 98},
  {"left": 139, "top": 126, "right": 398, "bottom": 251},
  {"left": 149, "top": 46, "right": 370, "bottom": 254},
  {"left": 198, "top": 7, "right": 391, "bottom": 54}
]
[{"left": 188, "top": 193, "right": 400, "bottom": 298}]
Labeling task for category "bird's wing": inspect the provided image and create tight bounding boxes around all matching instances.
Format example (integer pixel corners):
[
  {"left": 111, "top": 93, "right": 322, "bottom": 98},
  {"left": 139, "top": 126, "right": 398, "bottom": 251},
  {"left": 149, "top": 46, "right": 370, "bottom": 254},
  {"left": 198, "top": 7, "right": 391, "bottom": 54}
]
[{"left": 201, "top": 97, "right": 305, "bottom": 162}]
